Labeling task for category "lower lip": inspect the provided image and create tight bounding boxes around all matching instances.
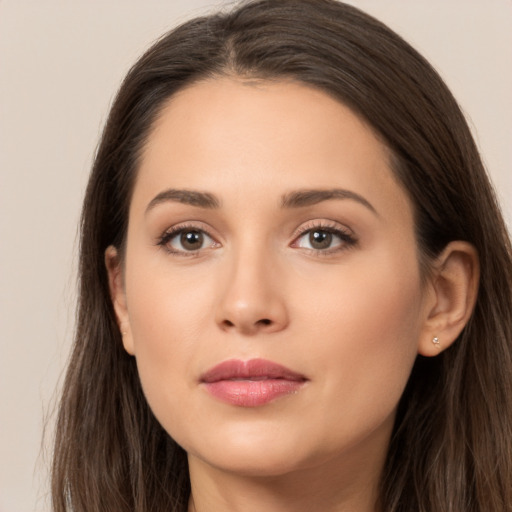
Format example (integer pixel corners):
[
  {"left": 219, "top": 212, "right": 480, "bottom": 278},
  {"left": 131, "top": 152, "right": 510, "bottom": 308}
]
[{"left": 203, "top": 379, "right": 305, "bottom": 407}]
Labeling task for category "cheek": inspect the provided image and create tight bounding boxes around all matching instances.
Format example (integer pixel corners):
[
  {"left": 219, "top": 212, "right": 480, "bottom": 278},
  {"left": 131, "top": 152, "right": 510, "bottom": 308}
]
[
  {"left": 124, "top": 260, "right": 216, "bottom": 423},
  {"left": 300, "top": 249, "right": 423, "bottom": 422}
]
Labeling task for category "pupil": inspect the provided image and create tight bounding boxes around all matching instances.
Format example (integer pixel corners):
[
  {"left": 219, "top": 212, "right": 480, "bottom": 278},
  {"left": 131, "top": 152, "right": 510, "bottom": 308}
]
[
  {"left": 310, "top": 230, "right": 332, "bottom": 249},
  {"left": 181, "top": 231, "right": 203, "bottom": 250}
]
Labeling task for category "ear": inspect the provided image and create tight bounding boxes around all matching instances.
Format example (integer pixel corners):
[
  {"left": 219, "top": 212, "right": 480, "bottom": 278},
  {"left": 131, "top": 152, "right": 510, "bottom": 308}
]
[
  {"left": 105, "top": 245, "right": 135, "bottom": 355},
  {"left": 418, "top": 241, "right": 480, "bottom": 357}
]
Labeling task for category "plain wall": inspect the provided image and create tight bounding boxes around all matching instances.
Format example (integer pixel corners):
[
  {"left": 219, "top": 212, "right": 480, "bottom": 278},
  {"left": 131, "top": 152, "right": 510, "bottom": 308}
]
[{"left": 0, "top": 1, "right": 510, "bottom": 510}]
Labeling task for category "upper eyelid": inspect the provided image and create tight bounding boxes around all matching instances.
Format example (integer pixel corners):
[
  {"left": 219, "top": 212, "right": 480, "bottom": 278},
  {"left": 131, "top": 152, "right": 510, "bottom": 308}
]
[
  {"left": 291, "top": 219, "right": 354, "bottom": 238},
  {"left": 160, "top": 221, "right": 217, "bottom": 239}
]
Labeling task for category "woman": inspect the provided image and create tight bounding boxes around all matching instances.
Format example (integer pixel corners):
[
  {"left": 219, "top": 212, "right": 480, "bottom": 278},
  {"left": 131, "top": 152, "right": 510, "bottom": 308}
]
[{"left": 51, "top": 0, "right": 512, "bottom": 510}]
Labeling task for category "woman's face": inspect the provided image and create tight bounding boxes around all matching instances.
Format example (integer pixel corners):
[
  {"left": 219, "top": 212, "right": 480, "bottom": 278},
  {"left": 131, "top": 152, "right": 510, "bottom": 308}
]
[{"left": 110, "top": 78, "right": 434, "bottom": 479}]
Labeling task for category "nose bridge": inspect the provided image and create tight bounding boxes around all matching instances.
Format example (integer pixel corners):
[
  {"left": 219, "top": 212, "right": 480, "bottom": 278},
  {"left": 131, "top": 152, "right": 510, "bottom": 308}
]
[{"left": 215, "top": 236, "right": 288, "bottom": 334}]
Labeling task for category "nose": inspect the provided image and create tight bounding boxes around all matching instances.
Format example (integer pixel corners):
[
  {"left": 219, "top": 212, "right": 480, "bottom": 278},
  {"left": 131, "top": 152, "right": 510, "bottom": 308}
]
[{"left": 215, "top": 248, "right": 289, "bottom": 336}]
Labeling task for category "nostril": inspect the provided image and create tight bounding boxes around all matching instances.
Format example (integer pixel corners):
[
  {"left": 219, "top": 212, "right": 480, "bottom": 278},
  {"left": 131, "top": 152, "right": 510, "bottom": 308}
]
[{"left": 219, "top": 317, "right": 277, "bottom": 331}]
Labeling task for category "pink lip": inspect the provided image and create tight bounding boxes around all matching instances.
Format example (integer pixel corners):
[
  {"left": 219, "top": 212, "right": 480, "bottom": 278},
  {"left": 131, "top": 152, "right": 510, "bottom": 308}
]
[{"left": 200, "top": 358, "right": 307, "bottom": 407}]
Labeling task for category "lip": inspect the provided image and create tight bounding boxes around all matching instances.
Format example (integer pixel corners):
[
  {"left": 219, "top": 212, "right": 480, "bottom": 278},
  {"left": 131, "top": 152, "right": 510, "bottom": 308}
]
[{"left": 200, "top": 358, "right": 307, "bottom": 407}]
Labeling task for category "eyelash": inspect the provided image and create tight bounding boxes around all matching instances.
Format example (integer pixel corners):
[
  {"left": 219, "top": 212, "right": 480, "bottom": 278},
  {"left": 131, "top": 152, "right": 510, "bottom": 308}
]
[
  {"left": 156, "top": 223, "right": 217, "bottom": 257},
  {"left": 156, "top": 221, "right": 357, "bottom": 257},
  {"left": 291, "top": 221, "right": 357, "bottom": 256}
]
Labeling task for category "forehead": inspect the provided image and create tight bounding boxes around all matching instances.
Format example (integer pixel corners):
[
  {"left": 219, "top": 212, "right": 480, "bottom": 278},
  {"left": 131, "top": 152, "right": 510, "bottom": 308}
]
[
  {"left": 134, "top": 78, "right": 412, "bottom": 222},
  {"left": 142, "top": 77, "right": 386, "bottom": 171}
]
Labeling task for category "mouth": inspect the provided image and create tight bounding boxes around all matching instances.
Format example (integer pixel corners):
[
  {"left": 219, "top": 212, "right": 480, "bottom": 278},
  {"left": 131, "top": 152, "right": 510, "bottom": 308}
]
[{"left": 200, "top": 358, "right": 308, "bottom": 407}]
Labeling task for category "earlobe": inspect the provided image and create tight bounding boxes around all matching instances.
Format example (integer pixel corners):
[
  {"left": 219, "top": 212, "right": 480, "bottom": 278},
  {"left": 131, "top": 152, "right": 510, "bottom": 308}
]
[
  {"left": 105, "top": 245, "right": 135, "bottom": 355},
  {"left": 418, "top": 241, "right": 480, "bottom": 357}
]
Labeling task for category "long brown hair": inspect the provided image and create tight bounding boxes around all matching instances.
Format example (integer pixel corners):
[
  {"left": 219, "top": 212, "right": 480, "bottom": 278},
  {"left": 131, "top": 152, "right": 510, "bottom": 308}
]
[{"left": 51, "top": 1, "right": 512, "bottom": 510}]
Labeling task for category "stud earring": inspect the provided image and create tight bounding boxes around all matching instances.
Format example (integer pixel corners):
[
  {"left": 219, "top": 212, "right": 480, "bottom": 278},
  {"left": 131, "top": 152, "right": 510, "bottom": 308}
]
[{"left": 432, "top": 336, "right": 440, "bottom": 347}]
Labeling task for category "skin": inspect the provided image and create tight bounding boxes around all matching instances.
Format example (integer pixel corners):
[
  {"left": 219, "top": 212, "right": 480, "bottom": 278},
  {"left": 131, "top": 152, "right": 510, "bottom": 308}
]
[{"left": 106, "top": 78, "right": 479, "bottom": 512}]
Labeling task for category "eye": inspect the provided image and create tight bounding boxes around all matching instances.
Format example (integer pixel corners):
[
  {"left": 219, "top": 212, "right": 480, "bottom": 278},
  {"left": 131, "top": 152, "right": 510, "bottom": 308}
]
[
  {"left": 291, "top": 224, "right": 356, "bottom": 253},
  {"left": 158, "top": 226, "right": 219, "bottom": 255},
  {"left": 300, "top": 230, "right": 337, "bottom": 250}
]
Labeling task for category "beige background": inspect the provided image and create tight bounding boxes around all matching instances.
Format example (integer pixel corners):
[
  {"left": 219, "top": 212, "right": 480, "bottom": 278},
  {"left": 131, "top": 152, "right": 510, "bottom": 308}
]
[{"left": 0, "top": 1, "right": 510, "bottom": 510}]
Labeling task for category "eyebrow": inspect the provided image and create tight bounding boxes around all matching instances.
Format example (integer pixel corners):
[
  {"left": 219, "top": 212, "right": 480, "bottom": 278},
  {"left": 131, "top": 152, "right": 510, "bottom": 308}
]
[
  {"left": 281, "top": 188, "right": 378, "bottom": 215},
  {"left": 145, "top": 187, "right": 377, "bottom": 216},
  {"left": 145, "top": 188, "right": 220, "bottom": 214}
]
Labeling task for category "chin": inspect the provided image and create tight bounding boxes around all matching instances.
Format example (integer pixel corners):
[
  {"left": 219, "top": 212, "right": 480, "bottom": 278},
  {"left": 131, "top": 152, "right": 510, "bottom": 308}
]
[
  {"left": 182, "top": 423, "right": 329, "bottom": 478},
  {"left": 192, "top": 447, "right": 314, "bottom": 478}
]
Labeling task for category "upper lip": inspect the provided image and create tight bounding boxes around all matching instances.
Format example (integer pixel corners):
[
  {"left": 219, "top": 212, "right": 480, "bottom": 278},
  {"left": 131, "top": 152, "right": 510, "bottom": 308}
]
[{"left": 200, "top": 358, "right": 307, "bottom": 383}]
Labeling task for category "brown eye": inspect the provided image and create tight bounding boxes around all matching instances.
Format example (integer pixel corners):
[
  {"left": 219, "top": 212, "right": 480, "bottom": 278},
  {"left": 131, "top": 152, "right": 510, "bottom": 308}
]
[
  {"left": 180, "top": 230, "right": 204, "bottom": 251},
  {"left": 161, "top": 228, "right": 218, "bottom": 254},
  {"left": 309, "top": 230, "right": 333, "bottom": 250},
  {"left": 292, "top": 224, "right": 355, "bottom": 254}
]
